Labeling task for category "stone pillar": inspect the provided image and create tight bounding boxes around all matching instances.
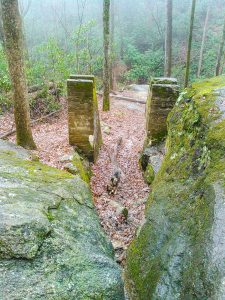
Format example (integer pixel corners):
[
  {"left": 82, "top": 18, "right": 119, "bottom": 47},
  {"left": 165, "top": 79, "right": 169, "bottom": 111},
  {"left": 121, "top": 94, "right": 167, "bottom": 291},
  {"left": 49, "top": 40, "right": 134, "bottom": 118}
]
[
  {"left": 67, "top": 75, "right": 102, "bottom": 162},
  {"left": 145, "top": 77, "right": 179, "bottom": 145}
]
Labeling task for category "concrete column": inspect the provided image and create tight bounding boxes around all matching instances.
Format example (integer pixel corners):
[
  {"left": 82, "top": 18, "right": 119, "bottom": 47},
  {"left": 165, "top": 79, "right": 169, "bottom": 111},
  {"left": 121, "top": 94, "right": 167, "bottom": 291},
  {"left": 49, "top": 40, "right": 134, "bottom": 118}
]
[
  {"left": 145, "top": 77, "right": 179, "bottom": 145},
  {"left": 67, "top": 75, "right": 102, "bottom": 162}
]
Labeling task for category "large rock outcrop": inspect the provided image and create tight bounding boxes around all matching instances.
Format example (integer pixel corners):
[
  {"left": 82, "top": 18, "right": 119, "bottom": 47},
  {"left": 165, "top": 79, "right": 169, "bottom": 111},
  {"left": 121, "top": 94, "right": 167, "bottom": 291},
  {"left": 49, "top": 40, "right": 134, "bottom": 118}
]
[
  {"left": 125, "top": 76, "right": 225, "bottom": 299},
  {"left": 0, "top": 140, "right": 124, "bottom": 299}
]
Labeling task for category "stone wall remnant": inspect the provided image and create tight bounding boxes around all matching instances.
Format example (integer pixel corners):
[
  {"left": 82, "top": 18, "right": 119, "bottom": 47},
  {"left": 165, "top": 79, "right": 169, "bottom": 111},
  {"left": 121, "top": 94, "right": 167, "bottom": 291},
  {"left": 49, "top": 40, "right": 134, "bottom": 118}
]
[
  {"left": 67, "top": 75, "right": 102, "bottom": 162},
  {"left": 145, "top": 77, "right": 179, "bottom": 145}
]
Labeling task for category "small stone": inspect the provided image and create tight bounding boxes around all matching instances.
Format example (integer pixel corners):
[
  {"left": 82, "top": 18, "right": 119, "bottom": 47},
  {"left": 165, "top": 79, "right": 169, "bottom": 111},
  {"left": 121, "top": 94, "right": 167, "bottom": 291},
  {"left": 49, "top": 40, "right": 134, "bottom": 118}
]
[
  {"left": 103, "top": 126, "right": 111, "bottom": 135},
  {"left": 60, "top": 154, "right": 73, "bottom": 162},
  {"left": 101, "top": 122, "right": 111, "bottom": 135},
  {"left": 112, "top": 240, "right": 125, "bottom": 250},
  {"left": 64, "top": 163, "right": 78, "bottom": 175},
  {"left": 109, "top": 200, "right": 129, "bottom": 220}
]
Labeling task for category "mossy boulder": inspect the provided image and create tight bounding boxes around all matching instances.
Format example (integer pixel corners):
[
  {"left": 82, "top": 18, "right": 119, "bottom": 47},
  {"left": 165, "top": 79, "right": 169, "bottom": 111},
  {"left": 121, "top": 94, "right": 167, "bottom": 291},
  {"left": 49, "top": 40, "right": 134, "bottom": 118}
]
[
  {"left": 0, "top": 140, "right": 124, "bottom": 299},
  {"left": 125, "top": 76, "right": 225, "bottom": 299}
]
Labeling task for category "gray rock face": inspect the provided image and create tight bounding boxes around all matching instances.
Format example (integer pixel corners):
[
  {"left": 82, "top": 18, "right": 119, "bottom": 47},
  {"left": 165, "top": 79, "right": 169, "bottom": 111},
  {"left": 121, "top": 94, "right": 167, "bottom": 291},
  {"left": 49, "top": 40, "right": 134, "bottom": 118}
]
[
  {"left": 0, "top": 204, "right": 51, "bottom": 259},
  {"left": 125, "top": 76, "right": 225, "bottom": 299},
  {"left": 0, "top": 140, "right": 124, "bottom": 299}
]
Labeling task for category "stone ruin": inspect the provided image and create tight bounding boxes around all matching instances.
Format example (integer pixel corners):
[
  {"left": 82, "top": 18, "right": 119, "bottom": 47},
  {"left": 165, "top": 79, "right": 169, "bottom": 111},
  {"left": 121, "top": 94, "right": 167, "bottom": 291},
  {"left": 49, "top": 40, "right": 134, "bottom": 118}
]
[
  {"left": 145, "top": 77, "right": 179, "bottom": 146},
  {"left": 141, "top": 77, "right": 180, "bottom": 185},
  {"left": 67, "top": 75, "right": 102, "bottom": 162}
]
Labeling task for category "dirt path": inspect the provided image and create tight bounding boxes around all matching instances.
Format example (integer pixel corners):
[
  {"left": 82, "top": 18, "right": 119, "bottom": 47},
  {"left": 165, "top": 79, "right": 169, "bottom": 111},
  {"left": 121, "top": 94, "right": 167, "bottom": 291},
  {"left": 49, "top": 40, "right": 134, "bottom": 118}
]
[
  {"left": 92, "top": 97, "right": 149, "bottom": 264},
  {"left": 2, "top": 91, "right": 149, "bottom": 265}
]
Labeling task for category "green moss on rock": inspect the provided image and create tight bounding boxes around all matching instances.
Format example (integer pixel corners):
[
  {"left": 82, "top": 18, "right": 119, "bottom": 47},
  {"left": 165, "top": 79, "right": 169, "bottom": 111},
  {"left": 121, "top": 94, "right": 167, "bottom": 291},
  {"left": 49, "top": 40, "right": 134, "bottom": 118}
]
[
  {"left": 72, "top": 151, "right": 92, "bottom": 183},
  {"left": 144, "top": 164, "right": 155, "bottom": 185},
  {"left": 0, "top": 140, "right": 124, "bottom": 299},
  {"left": 125, "top": 76, "right": 225, "bottom": 299}
]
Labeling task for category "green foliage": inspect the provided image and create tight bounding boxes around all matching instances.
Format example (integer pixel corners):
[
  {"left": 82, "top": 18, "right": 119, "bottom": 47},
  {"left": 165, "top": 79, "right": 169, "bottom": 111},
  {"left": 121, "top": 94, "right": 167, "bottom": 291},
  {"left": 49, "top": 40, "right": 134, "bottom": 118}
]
[
  {"left": 27, "top": 38, "right": 70, "bottom": 85},
  {"left": 123, "top": 45, "right": 164, "bottom": 83},
  {"left": 0, "top": 47, "right": 12, "bottom": 113},
  {"left": 0, "top": 47, "right": 10, "bottom": 92},
  {"left": 29, "top": 85, "right": 61, "bottom": 117},
  {"left": 26, "top": 20, "right": 103, "bottom": 88},
  {"left": 1, "top": 0, "right": 225, "bottom": 114}
]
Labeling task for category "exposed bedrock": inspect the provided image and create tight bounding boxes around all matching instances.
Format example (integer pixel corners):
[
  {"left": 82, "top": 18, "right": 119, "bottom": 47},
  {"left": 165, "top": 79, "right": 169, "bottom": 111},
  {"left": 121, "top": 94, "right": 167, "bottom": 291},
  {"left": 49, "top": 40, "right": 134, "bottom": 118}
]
[
  {"left": 125, "top": 76, "right": 225, "bottom": 299},
  {"left": 0, "top": 140, "right": 124, "bottom": 299}
]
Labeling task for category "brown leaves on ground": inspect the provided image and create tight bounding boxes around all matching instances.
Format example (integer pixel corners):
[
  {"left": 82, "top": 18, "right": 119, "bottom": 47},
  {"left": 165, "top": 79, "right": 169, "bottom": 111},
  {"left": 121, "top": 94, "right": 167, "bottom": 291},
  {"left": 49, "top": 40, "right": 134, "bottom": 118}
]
[
  {"left": 92, "top": 97, "right": 149, "bottom": 264},
  {"left": 1, "top": 93, "right": 149, "bottom": 266}
]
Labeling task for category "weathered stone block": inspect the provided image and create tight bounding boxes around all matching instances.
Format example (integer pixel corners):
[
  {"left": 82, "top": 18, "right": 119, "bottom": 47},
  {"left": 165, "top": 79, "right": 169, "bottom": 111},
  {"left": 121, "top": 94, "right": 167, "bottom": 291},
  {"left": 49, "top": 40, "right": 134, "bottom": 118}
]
[
  {"left": 145, "top": 77, "right": 179, "bottom": 145},
  {"left": 150, "top": 77, "right": 178, "bottom": 86},
  {"left": 67, "top": 75, "right": 102, "bottom": 162}
]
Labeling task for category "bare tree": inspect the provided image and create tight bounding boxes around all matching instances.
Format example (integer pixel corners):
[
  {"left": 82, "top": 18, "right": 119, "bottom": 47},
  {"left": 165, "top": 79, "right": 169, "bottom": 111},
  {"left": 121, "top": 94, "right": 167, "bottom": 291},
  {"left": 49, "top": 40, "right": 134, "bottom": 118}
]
[
  {"left": 216, "top": 12, "right": 225, "bottom": 76},
  {"left": 1, "top": 0, "right": 36, "bottom": 149},
  {"left": 75, "top": 0, "right": 87, "bottom": 73},
  {"left": 103, "top": 0, "right": 110, "bottom": 111},
  {"left": 0, "top": 2, "right": 5, "bottom": 48},
  {"left": 197, "top": 5, "right": 210, "bottom": 77},
  {"left": 110, "top": 0, "right": 115, "bottom": 90},
  {"left": 19, "top": 0, "right": 32, "bottom": 18},
  {"left": 185, "top": 0, "right": 196, "bottom": 87},
  {"left": 164, "top": 0, "right": 173, "bottom": 77}
]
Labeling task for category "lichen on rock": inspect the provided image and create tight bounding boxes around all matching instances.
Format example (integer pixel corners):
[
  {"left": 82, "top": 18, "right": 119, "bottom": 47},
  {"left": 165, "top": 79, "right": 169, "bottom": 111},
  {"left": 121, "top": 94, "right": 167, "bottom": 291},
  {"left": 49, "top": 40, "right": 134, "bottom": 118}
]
[
  {"left": 125, "top": 76, "right": 225, "bottom": 299},
  {"left": 0, "top": 139, "right": 124, "bottom": 299}
]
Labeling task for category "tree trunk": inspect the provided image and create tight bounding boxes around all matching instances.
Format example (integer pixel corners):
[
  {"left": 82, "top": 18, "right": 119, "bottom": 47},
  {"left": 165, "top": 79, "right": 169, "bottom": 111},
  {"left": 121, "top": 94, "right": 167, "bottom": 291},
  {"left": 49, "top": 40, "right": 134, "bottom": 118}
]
[
  {"left": 216, "top": 12, "right": 225, "bottom": 76},
  {"left": 1, "top": 0, "right": 36, "bottom": 149},
  {"left": 164, "top": 0, "right": 173, "bottom": 77},
  {"left": 110, "top": 0, "right": 115, "bottom": 90},
  {"left": 185, "top": 0, "right": 196, "bottom": 88},
  {"left": 0, "top": 3, "right": 4, "bottom": 47},
  {"left": 103, "top": 0, "right": 110, "bottom": 111},
  {"left": 197, "top": 5, "right": 210, "bottom": 77}
]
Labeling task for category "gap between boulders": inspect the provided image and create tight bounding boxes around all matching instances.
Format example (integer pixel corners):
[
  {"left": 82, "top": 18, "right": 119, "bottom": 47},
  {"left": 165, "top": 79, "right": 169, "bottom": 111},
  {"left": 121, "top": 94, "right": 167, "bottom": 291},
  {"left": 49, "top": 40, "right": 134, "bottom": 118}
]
[{"left": 2, "top": 90, "right": 151, "bottom": 266}]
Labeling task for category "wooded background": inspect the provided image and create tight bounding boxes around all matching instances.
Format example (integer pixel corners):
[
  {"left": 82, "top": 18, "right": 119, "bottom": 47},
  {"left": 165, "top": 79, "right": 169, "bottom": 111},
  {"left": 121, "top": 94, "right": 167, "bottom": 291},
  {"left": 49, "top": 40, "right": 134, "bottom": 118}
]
[{"left": 0, "top": 0, "right": 225, "bottom": 112}]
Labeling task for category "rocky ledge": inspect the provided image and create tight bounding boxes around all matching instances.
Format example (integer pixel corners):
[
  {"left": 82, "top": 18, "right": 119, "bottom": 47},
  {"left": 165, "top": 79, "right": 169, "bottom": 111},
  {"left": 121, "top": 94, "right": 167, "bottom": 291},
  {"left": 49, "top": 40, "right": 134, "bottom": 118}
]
[
  {"left": 125, "top": 76, "right": 225, "bottom": 299},
  {"left": 0, "top": 140, "right": 124, "bottom": 299}
]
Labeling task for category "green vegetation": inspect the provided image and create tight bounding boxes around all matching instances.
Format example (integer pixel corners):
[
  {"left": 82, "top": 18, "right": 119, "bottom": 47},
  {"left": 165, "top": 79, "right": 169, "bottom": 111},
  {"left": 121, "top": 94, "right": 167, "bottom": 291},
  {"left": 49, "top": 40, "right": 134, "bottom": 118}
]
[{"left": 1, "top": 0, "right": 225, "bottom": 115}]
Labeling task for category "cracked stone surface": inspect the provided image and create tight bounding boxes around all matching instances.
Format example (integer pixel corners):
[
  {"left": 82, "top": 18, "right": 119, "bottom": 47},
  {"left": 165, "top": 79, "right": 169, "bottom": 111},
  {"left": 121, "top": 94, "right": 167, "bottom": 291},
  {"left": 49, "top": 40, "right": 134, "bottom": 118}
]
[{"left": 0, "top": 140, "right": 124, "bottom": 300}]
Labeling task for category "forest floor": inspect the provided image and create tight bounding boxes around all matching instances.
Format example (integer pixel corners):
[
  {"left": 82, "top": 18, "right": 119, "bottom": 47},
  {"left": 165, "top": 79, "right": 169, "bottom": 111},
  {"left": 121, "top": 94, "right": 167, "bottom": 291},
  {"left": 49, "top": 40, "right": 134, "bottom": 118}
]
[{"left": 0, "top": 88, "right": 149, "bottom": 266}]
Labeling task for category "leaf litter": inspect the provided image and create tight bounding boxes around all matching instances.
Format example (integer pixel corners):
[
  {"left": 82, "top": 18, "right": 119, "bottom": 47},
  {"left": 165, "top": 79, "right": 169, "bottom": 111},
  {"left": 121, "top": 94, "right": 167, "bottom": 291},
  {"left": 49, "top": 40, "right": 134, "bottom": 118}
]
[{"left": 1, "top": 92, "right": 150, "bottom": 266}]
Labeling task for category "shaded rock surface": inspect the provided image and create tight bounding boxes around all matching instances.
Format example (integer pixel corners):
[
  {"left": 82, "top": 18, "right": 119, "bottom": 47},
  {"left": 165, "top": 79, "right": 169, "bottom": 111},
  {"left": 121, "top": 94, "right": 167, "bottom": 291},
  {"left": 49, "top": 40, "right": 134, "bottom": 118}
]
[
  {"left": 0, "top": 140, "right": 124, "bottom": 299},
  {"left": 141, "top": 143, "right": 165, "bottom": 172},
  {"left": 125, "top": 76, "right": 225, "bottom": 299}
]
